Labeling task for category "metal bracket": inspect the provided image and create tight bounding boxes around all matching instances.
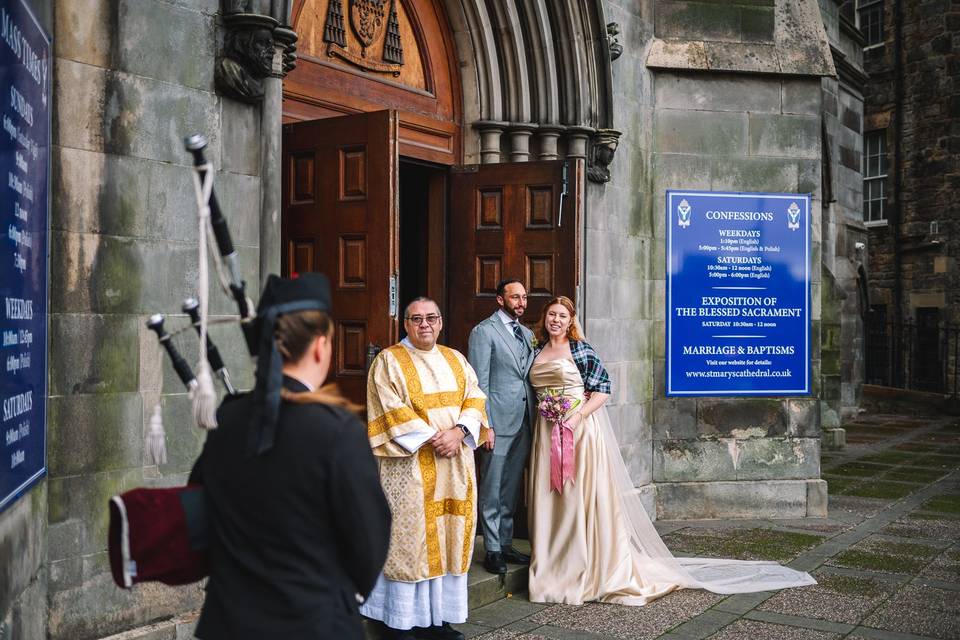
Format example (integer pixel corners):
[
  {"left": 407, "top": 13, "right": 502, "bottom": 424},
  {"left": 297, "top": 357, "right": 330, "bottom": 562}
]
[
  {"left": 389, "top": 274, "right": 398, "bottom": 318},
  {"left": 558, "top": 161, "right": 569, "bottom": 227}
]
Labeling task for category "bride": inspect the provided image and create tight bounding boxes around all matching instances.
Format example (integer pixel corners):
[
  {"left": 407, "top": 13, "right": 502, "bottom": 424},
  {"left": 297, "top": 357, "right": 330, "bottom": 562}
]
[{"left": 526, "top": 296, "right": 815, "bottom": 605}]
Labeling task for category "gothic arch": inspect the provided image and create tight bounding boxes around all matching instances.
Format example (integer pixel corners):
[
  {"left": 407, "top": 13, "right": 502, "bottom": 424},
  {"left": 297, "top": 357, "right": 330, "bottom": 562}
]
[{"left": 442, "top": 0, "right": 616, "bottom": 164}]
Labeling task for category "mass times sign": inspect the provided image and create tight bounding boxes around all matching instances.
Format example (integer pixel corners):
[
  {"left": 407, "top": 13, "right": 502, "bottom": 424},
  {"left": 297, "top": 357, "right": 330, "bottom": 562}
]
[
  {"left": 666, "top": 190, "right": 810, "bottom": 396},
  {"left": 0, "top": 0, "right": 49, "bottom": 512}
]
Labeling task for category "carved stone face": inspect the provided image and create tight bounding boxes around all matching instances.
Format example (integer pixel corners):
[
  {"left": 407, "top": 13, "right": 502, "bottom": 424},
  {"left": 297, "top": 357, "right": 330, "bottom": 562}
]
[
  {"left": 595, "top": 144, "right": 615, "bottom": 166},
  {"left": 248, "top": 29, "right": 275, "bottom": 75},
  {"left": 224, "top": 27, "right": 275, "bottom": 77}
]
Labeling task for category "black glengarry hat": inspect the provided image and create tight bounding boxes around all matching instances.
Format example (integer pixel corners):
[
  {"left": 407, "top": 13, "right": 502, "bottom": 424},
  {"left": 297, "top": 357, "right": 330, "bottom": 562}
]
[{"left": 248, "top": 273, "right": 332, "bottom": 456}]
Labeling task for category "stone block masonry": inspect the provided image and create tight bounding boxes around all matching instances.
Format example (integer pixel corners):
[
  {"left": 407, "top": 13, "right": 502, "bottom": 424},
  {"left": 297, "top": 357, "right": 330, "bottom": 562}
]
[
  {"left": 12, "top": 1, "right": 261, "bottom": 638},
  {"left": 649, "top": 63, "right": 826, "bottom": 519}
]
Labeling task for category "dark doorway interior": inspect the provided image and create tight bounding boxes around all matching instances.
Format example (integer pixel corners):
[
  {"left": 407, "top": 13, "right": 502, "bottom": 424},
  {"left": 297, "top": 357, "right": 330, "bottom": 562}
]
[{"left": 399, "top": 160, "right": 446, "bottom": 341}]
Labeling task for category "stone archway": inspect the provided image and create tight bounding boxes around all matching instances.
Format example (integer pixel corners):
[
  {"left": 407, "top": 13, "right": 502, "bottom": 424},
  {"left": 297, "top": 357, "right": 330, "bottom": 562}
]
[{"left": 442, "top": 0, "right": 619, "bottom": 169}]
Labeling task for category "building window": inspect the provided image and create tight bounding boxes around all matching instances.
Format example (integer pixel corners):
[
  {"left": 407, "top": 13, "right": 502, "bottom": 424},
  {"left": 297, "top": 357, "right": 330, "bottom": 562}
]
[
  {"left": 863, "top": 130, "right": 887, "bottom": 224},
  {"left": 858, "top": 0, "right": 884, "bottom": 47}
]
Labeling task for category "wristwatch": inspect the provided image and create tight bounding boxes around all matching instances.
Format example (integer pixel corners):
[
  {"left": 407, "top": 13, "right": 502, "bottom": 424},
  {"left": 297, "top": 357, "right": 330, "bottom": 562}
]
[{"left": 457, "top": 424, "right": 469, "bottom": 437}]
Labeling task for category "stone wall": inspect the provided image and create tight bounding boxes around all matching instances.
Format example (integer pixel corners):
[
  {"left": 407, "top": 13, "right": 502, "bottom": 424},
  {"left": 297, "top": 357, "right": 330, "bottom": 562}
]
[
  {"left": 643, "top": 0, "right": 832, "bottom": 519},
  {"left": 865, "top": 0, "right": 960, "bottom": 330},
  {"left": 818, "top": 0, "right": 867, "bottom": 426},
  {"left": 583, "top": 1, "right": 657, "bottom": 514},
  {"left": 43, "top": 1, "right": 258, "bottom": 638}
]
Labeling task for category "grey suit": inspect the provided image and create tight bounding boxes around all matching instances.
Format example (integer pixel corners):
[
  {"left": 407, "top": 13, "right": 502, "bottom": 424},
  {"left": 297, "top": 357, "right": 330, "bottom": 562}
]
[{"left": 468, "top": 311, "right": 536, "bottom": 554}]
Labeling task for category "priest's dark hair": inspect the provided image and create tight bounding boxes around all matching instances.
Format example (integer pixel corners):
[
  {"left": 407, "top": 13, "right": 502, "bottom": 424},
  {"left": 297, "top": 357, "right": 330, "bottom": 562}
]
[
  {"left": 403, "top": 296, "right": 440, "bottom": 318},
  {"left": 496, "top": 278, "right": 523, "bottom": 297}
]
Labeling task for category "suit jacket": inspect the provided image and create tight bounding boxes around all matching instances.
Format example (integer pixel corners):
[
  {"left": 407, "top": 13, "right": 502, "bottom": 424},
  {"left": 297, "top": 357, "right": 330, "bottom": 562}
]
[
  {"left": 468, "top": 312, "right": 536, "bottom": 437},
  {"left": 190, "top": 377, "right": 391, "bottom": 640}
]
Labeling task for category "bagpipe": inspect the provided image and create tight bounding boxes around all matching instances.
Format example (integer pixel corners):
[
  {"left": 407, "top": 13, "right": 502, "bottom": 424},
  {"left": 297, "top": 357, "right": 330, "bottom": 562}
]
[{"left": 109, "top": 134, "right": 255, "bottom": 589}]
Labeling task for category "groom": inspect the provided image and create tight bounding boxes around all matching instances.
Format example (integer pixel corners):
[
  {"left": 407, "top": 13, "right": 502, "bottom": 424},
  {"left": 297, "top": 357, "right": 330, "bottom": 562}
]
[{"left": 468, "top": 278, "right": 537, "bottom": 574}]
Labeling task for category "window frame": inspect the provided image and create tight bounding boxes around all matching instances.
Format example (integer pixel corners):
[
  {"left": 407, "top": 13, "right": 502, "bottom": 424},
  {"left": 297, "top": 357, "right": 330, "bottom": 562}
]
[
  {"left": 857, "top": 0, "right": 885, "bottom": 48},
  {"left": 863, "top": 129, "right": 888, "bottom": 226}
]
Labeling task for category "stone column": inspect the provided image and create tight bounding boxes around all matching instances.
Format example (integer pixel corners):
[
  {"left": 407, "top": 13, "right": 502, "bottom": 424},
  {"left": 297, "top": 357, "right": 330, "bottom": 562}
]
[
  {"left": 507, "top": 123, "right": 537, "bottom": 162},
  {"left": 259, "top": 24, "right": 297, "bottom": 283},
  {"left": 565, "top": 125, "right": 595, "bottom": 159},
  {"left": 475, "top": 120, "right": 507, "bottom": 164},
  {"left": 259, "top": 42, "right": 284, "bottom": 282},
  {"left": 536, "top": 125, "right": 565, "bottom": 160}
]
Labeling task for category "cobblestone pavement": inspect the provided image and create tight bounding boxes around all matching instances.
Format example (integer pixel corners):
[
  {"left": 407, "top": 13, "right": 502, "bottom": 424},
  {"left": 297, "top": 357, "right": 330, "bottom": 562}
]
[{"left": 452, "top": 413, "right": 960, "bottom": 640}]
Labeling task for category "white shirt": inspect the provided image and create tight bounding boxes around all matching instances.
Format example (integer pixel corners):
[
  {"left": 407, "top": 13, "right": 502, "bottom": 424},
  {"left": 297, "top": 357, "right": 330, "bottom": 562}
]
[
  {"left": 497, "top": 308, "right": 520, "bottom": 327},
  {"left": 284, "top": 373, "right": 315, "bottom": 392}
]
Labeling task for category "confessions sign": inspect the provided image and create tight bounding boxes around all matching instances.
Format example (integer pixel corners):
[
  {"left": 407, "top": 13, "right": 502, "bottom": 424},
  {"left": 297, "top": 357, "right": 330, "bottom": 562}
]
[{"left": 666, "top": 190, "right": 810, "bottom": 396}]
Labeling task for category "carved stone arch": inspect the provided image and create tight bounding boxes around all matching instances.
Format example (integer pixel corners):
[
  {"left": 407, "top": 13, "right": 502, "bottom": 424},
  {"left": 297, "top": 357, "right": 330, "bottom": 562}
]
[
  {"left": 443, "top": 0, "right": 617, "bottom": 167},
  {"left": 441, "top": 0, "right": 503, "bottom": 124},
  {"left": 486, "top": 0, "right": 531, "bottom": 124},
  {"left": 517, "top": 0, "right": 560, "bottom": 126}
]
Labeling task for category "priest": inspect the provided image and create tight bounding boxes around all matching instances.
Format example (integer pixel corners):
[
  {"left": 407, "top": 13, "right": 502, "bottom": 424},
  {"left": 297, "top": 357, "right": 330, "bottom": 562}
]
[{"left": 361, "top": 297, "right": 490, "bottom": 640}]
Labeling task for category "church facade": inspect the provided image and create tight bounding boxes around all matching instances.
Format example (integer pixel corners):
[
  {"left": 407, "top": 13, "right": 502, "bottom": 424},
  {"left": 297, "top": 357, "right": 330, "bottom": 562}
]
[{"left": 0, "top": 1, "right": 867, "bottom": 638}]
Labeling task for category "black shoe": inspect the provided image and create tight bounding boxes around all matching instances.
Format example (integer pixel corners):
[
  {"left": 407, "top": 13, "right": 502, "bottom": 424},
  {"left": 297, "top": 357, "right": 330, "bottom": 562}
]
[
  {"left": 483, "top": 550, "right": 507, "bottom": 574},
  {"left": 501, "top": 547, "right": 530, "bottom": 565},
  {"left": 381, "top": 626, "right": 417, "bottom": 640},
  {"left": 415, "top": 623, "right": 465, "bottom": 640}
]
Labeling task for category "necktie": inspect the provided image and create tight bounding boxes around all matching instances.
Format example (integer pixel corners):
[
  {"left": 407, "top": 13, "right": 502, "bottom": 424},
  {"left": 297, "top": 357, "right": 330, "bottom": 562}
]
[{"left": 510, "top": 321, "right": 525, "bottom": 347}]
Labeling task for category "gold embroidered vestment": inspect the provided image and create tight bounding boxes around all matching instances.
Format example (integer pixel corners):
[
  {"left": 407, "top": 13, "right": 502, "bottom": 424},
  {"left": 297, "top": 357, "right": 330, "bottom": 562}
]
[{"left": 367, "top": 343, "right": 489, "bottom": 582}]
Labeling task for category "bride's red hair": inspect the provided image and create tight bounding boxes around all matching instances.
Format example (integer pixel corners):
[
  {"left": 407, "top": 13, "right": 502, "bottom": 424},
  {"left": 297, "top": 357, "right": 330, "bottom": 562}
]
[{"left": 534, "top": 296, "right": 584, "bottom": 345}]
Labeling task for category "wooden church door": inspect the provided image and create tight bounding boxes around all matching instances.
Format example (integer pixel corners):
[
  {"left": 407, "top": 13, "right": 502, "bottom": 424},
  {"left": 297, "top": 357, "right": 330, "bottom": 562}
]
[{"left": 281, "top": 109, "right": 400, "bottom": 405}]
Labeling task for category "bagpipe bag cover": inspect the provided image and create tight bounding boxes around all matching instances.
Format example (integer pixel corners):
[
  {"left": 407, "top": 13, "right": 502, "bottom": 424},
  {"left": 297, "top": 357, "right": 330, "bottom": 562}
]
[{"left": 108, "top": 485, "right": 209, "bottom": 588}]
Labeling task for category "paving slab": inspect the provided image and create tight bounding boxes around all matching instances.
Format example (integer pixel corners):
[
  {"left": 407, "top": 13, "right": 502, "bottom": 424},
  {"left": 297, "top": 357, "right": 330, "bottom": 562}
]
[
  {"left": 468, "top": 598, "right": 550, "bottom": 628},
  {"left": 704, "top": 619, "right": 840, "bottom": 639},
  {"left": 757, "top": 569, "right": 897, "bottom": 625},
  {"left": 880, "top": 514, "right": 960, "bottom": 539},
  {"left": 860, "top": 584, "right": 960, "bottom": 639},
  {"left": 828, "top": 535, "right": 941, "bottom": 574},
  {"left": 527, "top": 591, "right": 723, "bottom": 640},
  {"left": 745, "top": 610, "right": 855, "bottom": 634},
  {"left": 918, "top": 547, "right": 960, "bottom": 583},
  {"left": 660, "top": 527, "right": 826, "bottom": 563}
]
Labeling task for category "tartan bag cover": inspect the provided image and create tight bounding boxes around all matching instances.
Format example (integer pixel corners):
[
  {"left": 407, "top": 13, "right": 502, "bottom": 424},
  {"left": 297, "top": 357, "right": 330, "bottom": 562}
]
[{"left": 108, "top": 485, "right": 209, "bottom": 588}]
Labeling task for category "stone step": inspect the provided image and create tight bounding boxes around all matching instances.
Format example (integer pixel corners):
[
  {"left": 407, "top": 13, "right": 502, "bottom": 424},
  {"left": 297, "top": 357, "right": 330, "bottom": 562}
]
[
  {"left": 467, "top": 538, "right": 531, "bottom": 609},
  {"left": 97, "top": 613, "right": 198, "bottom": 640}
]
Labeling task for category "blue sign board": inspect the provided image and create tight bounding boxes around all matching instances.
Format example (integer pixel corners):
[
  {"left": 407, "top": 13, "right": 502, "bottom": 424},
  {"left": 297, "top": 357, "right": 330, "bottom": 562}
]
[
  {"left": 666, "top": 190, "right": 810, "bottom": 396},
  {"left": 0, "top": 0, "right": 49, "bottom": 512}
]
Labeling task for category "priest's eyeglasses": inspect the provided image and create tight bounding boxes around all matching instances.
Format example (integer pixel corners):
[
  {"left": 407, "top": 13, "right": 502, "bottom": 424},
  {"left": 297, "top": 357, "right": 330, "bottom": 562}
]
[{"left": 405, "top": 314, "right": 442, "bottom": 326}]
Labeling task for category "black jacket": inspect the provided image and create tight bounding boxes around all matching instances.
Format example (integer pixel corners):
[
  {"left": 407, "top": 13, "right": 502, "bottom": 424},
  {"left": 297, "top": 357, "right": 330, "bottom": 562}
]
[{"left": 191, "top": 376, "right": 390, "bottom": 640}]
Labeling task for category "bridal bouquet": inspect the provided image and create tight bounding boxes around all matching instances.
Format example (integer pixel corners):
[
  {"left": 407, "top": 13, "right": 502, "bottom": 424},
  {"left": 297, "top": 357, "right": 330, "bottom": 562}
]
[{"left": 538, "top": 389, "right": 581, "bottom": 494}]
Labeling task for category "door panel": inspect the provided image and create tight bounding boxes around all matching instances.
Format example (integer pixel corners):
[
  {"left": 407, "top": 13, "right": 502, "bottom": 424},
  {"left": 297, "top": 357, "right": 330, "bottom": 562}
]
[
  {"left": 282, "top": 110, "right": 399, "bottom": 405},
  {"left": 447, "top": 160, "right": 581, "bottom": 353}
]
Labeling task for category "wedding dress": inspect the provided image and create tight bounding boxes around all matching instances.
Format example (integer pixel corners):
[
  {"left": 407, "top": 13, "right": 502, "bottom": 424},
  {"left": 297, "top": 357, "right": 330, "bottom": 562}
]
[{"left": 527, "top": 357, "right": 815, "bottom": 606}]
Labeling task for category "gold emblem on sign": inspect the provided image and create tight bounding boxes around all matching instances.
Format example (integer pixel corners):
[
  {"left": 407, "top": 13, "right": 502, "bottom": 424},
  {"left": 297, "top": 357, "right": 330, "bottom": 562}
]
[{"left": 323, "top": 0, "right": 404, "bottom": 76}]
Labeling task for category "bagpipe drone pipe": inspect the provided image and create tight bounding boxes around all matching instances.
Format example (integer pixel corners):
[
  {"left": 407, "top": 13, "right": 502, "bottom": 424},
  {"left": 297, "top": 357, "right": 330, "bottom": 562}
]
[{"left": 108, "top": 134, "right": 254, "bottom": 589}]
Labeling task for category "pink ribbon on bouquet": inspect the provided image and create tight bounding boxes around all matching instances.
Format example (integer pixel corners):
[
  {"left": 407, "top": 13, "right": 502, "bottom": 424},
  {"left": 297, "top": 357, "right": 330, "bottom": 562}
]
[{"left": 550, "top": 420, "right": 575, "bottom": 493}]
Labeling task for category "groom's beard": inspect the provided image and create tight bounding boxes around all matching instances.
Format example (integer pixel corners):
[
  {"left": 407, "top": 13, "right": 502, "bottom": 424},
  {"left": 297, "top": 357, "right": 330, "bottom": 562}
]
[{"left": 502, "top": 303, "right": 525, "bottom": 319}]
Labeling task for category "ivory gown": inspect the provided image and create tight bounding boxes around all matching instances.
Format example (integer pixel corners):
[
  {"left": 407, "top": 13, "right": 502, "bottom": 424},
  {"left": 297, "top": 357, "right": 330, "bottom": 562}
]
[
  {"left": 528, "top": 358, "right": 677, "bottom": 605},
  {"left": 527, "top": 357, "right": 815, "bottom": 606}
]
